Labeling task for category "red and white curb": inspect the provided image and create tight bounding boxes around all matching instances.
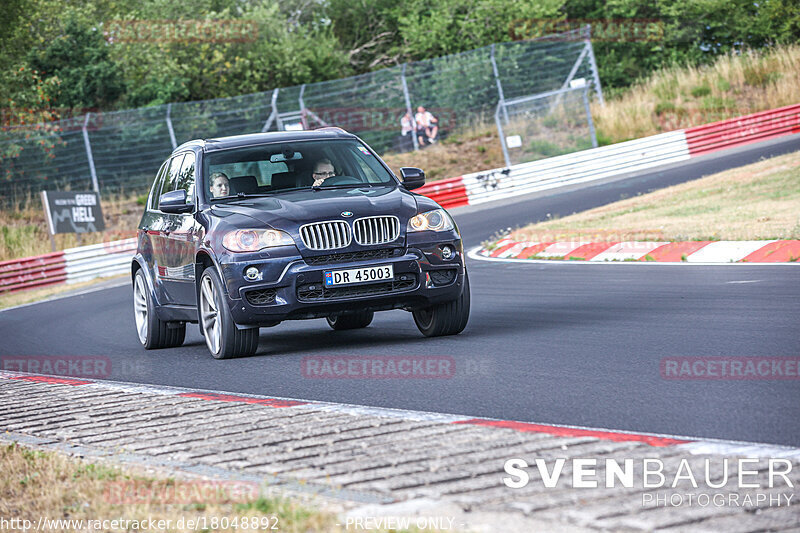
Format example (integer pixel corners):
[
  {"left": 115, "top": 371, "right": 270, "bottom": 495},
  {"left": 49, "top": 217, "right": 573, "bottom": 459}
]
[
  {"left": 2, "top": 371, "right": 798, "bottom": 459},
  {"left": 470, "top": 238, "right": 800, "bottom": 265}
]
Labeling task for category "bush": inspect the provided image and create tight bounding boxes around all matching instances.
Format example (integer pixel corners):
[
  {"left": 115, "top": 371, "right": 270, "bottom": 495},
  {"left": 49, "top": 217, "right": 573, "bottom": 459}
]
[{"left": 690, "top": 85, "right": 712, "bottom": 98}]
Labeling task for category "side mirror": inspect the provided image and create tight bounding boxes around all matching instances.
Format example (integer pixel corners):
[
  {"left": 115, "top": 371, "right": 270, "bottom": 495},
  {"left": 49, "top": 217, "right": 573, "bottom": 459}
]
[
  {"left": 400, "top": 167, "right": 426, "bottom": 190},
  {"left": 159, "top": 189, "right": 192, "bottom": 214}
]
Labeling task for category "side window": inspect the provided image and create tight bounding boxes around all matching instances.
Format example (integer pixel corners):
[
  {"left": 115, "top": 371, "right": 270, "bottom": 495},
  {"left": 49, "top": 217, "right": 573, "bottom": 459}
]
[
  {"left": 176, "top": 152, "right": 196, "bottom": 205},
  {"left": 149, "top": 161, "right": 169, "bottom": 211},
  {"left": 159, "top": 154, "right": 185, "bottom": 199}
]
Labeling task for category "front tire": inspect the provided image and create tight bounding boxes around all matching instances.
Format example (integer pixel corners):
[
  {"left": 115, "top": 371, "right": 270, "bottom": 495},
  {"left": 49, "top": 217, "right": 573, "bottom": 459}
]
[
  {"left": 133, "top": 269, "right": 185, "bottom": 349},
  {"left": 326, "top": 310, "right": 374, "bottom": 330},
  {"left": 412, "top": 270, "right": 471, "bottom": 337},
  {"left": 199, "top": 267, "right": 259, "bottom": 359}
]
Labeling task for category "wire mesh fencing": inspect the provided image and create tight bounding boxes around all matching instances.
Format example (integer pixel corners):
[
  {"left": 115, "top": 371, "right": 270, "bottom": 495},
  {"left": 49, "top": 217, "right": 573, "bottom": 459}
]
[
  {"left": 0, "top": 26, "right": 602, "bottom": 205},
  {"left": 496, "top": 84, "right": 598, "bottom": 167}
]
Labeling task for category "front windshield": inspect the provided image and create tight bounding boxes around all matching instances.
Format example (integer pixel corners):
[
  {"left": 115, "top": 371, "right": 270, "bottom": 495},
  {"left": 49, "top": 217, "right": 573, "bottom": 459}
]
[{"left": 203, "top": 139, "right": 396, "bottom": 200}]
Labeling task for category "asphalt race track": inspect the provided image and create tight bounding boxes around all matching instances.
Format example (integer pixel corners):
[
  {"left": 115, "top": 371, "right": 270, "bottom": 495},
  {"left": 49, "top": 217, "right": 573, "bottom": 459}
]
[{"left": 2, "top": 135, "right": 799, "bottom": 446}]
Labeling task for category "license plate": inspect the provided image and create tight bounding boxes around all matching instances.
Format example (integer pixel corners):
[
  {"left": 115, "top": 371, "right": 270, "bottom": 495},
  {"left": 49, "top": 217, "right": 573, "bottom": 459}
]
[{"left": 324, "top": 265, "right": 394, "bottom": 286}]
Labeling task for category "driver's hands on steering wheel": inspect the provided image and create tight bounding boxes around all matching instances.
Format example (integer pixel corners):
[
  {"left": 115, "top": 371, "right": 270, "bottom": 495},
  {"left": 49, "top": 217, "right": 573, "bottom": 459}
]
[{"left": 313, "top": 174, "right": 361, "bottom": 187}]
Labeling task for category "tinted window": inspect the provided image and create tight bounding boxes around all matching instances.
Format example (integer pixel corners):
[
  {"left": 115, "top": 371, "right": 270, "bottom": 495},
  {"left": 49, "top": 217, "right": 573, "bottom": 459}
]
[
  {"left": 149, "top": 160, "right": 169, "bottom": 211},
  {"left": 175, "top": 152, "right": 196, "bottom": 205},
  {"left": 159, "top": 154, "right": 185, "bottom": 199}
]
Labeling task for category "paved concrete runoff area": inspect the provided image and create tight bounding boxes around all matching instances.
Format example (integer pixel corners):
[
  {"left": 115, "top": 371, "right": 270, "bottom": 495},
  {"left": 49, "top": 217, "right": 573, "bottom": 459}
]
[{"left": 1, "top": 372, "right": 798, "bottom": 532}]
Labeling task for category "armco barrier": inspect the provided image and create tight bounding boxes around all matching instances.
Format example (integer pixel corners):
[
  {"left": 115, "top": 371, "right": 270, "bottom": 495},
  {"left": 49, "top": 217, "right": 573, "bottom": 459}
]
[
  {"left": 685, "top": 103, "right": 800, "bottom": 156},
  {"left": 419, "top": 104, "right": 800, "bottom": 208},
  {"left": 414, "top": 175, "right": 469, "bottom": 209},
  {"left": 3, "top": 104, "right": 799, "bottom": 294},
  {"left": 0, "top": 238, "right": 136, "bottom": 294}
]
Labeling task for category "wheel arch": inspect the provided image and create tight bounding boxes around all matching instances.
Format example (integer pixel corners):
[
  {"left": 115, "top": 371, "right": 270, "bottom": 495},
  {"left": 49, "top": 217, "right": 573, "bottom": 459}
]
[{"left": 131, "top": 255, "right": 159, "bottom": 306}]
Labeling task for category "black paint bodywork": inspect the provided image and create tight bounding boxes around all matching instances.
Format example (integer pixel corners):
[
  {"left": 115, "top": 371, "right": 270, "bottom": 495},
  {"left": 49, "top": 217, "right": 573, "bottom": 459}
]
[{"left": 131, "top": 130, "right": 466, "bottom": 329}]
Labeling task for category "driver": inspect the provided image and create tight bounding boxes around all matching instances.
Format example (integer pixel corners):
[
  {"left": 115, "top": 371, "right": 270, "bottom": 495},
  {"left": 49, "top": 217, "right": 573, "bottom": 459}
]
[{"left": 311, "top": 158, "right": 336, "bottom": 187}]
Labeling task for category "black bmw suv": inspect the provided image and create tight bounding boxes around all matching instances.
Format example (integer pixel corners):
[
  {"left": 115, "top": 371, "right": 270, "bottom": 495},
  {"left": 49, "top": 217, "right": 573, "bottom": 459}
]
[{"left": 132, "top": 129, "right": 470, "bottom": 359}]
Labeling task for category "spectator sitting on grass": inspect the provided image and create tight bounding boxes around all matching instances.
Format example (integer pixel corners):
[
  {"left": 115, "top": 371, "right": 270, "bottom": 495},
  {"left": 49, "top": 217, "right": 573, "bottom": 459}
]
[{"left": 415, "top": 106, "right": 438, "bottom": 145}]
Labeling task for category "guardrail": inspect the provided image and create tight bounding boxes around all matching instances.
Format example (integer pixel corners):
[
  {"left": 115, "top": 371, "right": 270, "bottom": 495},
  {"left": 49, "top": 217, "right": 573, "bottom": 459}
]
[
  {"left": 684, "top": 103, "right": 800, "bottom": 156},
  {"left": 0, "top": 238, "right": 136, "bottom": 294},
  {"left": 420, "top": 103, "right": 800, "bottom": 208},
  {"left": 3, "top": 104, "right": 799, "bottom": 295}
]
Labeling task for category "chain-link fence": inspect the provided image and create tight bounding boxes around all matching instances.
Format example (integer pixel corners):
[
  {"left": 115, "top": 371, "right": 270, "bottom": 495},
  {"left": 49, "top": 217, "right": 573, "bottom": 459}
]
[
  {"left": 0, "top": 26, "right": 602, "bottom": 205},
  {"left": 496, "top": 83, "right": 598, "bottom": 167}
]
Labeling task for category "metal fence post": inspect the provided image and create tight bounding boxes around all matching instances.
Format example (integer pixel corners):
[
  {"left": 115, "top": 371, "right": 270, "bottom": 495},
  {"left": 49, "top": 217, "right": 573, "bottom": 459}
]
[
  {"left": 583, "top": 86, "right": 598, "bottom": 148},
  {"left": 584, "top": 26, "right": 605, "bottom": 106},
  {"left": 491, "top": 44, "right": 509, "bottom": 123},
  {"left": 401, "top": 63, "right": 419, "bottom": 151},
  {"left": 82, "top": 113, "right": 100, "bottom": 193},
  {"left": 166, "top": 103, "right": 177, "bottom": 150},
  {"left": 298, "top": 84, "right": 307, "bottom": 129},
  {"left": 261, "top": 89, "right": 279, "bottom": 132},
  {"left": 495, "top": 102, "right": 511, "bottom": 168}
]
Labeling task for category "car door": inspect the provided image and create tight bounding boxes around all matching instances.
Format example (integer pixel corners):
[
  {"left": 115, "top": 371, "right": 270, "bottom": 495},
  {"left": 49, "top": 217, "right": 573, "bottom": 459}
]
[
  {"left": 159, "top": 151, "right": 201, "bottom": 306},
  {"left": 167, "top": 152, "right": 202, "bottom": 306}
]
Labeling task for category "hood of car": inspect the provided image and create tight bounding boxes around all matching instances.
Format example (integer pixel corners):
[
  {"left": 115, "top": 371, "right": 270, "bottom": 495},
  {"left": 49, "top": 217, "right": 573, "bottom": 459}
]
[{"left": 207, "top": 185, "right": 420, "bottom": 253}]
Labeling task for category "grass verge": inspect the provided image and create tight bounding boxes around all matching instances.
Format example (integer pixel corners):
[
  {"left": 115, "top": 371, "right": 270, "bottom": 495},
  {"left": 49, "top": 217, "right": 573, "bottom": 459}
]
[
  {"left": 0, "top": 441, "right": 426, "bottom": 533},
  {"left": 592, "top": 44, "right": 800, "bottom": 142},
  {"left": 507, "top": 150, "right": 800, "bottom": 243}
]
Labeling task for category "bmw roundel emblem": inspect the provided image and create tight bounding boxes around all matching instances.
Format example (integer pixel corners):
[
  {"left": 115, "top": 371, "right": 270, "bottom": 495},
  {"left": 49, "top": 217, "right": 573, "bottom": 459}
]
[{"left": 341, "top": 211, "right": 353, "bottom": 217}]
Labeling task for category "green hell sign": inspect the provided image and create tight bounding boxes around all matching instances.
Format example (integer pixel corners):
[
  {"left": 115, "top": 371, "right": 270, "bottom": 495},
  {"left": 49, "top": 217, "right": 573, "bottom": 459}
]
[{"left": 41, "top": 191, "right": 105, "bottom": 234}]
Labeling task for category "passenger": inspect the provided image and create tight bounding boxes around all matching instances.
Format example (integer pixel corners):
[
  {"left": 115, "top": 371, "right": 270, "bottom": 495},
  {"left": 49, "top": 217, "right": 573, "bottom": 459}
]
[
  {"left": 311, "top": 158, "right": 337, "bottom": 187},
  {"left": 209, "top": 172, "right": 230, "bottom": 198},
  {"left": 415, "top": 106, "right": 438, "bottom": 145}
]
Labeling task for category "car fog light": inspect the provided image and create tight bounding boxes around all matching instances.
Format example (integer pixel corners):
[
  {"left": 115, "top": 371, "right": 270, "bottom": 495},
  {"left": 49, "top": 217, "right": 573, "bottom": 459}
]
[
  {"left": 441, "top": 245, "right": 453, "bottom": 260},
  {"left": 244, "top": 266, "right": 260, "bottom": 281}
]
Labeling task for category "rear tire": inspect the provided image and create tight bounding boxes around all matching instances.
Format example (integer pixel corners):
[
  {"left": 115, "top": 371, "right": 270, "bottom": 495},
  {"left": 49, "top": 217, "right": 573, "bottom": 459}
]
[
  {"left": 326, "top": 310, "right": 374, "bottom": 330},
  {"left": 133, "top": 269, "right": 185, "bottom": 349},
  {"left": 412, "top": 270, "right": 471, "bottom": 337},
  {"left": 199, "top": 267, "right": 259, "bottom": 359}
]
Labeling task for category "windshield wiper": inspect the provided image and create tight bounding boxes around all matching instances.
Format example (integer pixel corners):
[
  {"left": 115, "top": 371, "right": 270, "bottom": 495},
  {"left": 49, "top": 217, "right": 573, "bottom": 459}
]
[
  {"left": 211, "top": 192, "right": 273, "bottom": 201},
  {"left": 312, "top": 183, "right": 374, "bottom": 191}
]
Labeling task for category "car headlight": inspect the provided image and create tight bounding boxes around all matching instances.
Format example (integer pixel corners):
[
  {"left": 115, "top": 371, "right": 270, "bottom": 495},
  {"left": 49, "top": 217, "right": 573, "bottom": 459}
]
[
  {"left": 407, "top": 209, "right": 455, "bottom": 232},
  {"left": 222, "top": 229, "right": 294, "bottom": 252}
]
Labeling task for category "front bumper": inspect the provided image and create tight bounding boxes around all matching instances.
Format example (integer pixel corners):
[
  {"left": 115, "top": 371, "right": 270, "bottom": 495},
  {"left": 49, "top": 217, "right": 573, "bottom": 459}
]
[{"left": 218, "top": 237, "right": 465, "bottom": 326}]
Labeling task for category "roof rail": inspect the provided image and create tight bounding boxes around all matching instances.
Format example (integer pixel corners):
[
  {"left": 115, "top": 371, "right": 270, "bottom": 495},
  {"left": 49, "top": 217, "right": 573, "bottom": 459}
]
[{"left": 314, "top": 126, "right": 348, "bottom": 134}]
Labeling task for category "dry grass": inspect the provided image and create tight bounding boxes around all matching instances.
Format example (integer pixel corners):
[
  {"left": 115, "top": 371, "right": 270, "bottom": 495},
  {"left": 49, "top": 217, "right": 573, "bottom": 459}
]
[
  {"left": 382, "top": 122, "right": 505, "bottom": 181},
  {"left": 1, "top": 442, "right": 435, "bottom": 533},
  {"left": 0, "top": 442, "right": 340, "bottom": 533},
  {"left": 510, "top": 150, "right": 800, "bottom": 243},
  {"left": 0, "top": 193, "right": 141, "bottom": 262},
  {"left": 593, "top": 45, "right": 800, "bottom": 142}
]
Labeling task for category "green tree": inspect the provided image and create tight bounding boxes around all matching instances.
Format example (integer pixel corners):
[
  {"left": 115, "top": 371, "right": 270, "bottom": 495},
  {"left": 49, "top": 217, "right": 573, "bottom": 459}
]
[{"left": 28, "top": 17, "right": 126, "bottom": 109}]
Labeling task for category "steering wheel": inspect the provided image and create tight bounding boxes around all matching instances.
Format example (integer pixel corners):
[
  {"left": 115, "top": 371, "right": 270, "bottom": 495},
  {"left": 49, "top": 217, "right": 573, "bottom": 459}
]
[{"left": 321, "top": 175, "right": 362, "bottom": 186}]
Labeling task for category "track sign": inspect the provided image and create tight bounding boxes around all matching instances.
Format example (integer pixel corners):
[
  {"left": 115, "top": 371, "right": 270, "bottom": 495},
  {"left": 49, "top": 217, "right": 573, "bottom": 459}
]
[
  {"left": 41, "top": 190, "right": 105, "bottom": 234},
  {"left": 506, "top": 135, "right": 522, "bottom": 149}
]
